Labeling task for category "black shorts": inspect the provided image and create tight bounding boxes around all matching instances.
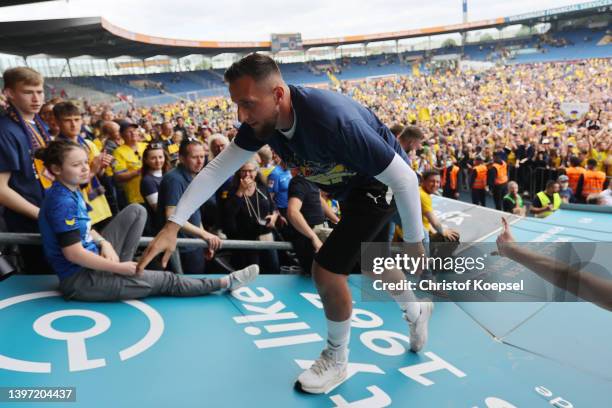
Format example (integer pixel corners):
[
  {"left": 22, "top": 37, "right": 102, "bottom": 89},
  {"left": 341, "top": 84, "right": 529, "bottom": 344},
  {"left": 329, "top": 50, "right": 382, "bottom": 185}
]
[{"left": 314, "top": 181, "right": 397, "bottom": 275}]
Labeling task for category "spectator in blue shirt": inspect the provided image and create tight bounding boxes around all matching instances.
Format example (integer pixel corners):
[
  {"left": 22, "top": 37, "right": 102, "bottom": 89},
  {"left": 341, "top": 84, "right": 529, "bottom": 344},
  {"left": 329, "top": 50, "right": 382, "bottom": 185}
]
[
  {"left": 267, "top": 151, "right": 292, "bottom": 218},
  {"left": 140, "top": 142, "right": 171, "bottom": 235},
  {"left": 37, "top": 139, "right": 257, "bottom": 301},
  {"left": 557, "top": 174, "right": 575, "bottom": 203},
  {"left": 0, "top": 67, "right": 52, "bottom": 274},
  {"left": 157, "top": 138, "right": 222, "bottom": 274}
]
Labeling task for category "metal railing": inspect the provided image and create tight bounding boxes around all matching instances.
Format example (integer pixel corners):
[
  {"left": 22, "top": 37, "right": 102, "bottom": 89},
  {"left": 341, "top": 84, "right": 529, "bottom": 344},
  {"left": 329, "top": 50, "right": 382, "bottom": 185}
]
[
  {"left": 531, "top": 167, "right": 561, "bottom": 199},
  {"left": 0, "top": 233, "right": 294, "bottom": 276},
  {"left": 507, "top": 165, "right": 563, "bottom": 200},
  {"left": 0, "top": 233, "right": 293, "bottom": 250}
]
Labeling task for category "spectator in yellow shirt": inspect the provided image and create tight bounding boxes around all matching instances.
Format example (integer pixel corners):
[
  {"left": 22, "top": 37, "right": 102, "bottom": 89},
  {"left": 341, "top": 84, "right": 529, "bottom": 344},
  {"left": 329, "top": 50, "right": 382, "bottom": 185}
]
[
  {"left": 112, "top": 120, "right": 147, "bottom": 206},
  {"left": 419, "top": 170, "right": 460, "bottom": 243},
  {"left": 589, "top": 139, "right": 608, "bottom": 173},
  {"left": 53, "top": 102, "right": 113, "bottom": 227},
  {"left": 159, "top": 121, "right": 173, "bottom": 143}
]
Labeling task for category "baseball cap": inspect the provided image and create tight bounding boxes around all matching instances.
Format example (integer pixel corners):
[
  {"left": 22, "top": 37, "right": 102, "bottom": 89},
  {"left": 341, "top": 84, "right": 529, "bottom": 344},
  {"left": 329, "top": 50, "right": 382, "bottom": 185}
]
[
  {"left": 117, "top": 119, "right": 138, "bottom": 134},
  {"left": 558, "top": 175, "right": 569, "bottom": 182}
]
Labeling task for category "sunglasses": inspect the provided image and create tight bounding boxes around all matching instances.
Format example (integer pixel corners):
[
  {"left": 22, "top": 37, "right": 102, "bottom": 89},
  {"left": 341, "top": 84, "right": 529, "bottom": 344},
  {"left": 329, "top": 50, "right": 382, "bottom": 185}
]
[{"left": 240, "top": 169, "right": 257, "bottom": 175}]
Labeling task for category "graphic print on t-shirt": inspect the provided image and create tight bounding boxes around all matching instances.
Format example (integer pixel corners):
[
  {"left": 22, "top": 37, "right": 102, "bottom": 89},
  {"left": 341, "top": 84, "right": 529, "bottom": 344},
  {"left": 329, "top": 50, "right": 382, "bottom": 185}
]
[{"left": 283, "top": 153, "right": 356, "bottom": 187}]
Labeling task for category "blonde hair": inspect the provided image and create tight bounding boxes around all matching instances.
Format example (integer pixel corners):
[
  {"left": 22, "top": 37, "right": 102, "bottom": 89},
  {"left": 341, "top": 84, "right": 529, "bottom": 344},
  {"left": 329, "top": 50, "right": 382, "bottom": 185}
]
[
  {"left": 257, "top": 145, "right": 273, "bottom": 165},
  {"left": 2, "top": 67, "right": 43, "bottom": 90},
  {"left": 242, "top": 157, "right": 260, "bottom": 171}
]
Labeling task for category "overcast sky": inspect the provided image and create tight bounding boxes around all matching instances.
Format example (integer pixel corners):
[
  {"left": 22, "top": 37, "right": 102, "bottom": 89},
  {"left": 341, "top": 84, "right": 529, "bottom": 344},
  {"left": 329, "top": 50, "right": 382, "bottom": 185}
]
[{"left": 0, "top": 0, "right": 593, "bottom": 41}]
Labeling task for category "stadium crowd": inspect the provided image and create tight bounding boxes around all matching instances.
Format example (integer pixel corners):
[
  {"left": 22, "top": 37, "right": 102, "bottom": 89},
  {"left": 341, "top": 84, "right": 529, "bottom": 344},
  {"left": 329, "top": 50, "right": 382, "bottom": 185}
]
[
  {"left": 0, "top": 57, "right": 610, "bottom": 276},
  {"left": 345, "top": 58, "right": 611, "bottom": 212}
]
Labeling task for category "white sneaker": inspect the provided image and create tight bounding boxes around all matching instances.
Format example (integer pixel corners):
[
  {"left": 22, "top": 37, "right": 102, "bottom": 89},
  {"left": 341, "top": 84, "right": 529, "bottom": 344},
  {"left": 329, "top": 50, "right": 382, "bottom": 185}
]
[
  {"left": 296, "top": 348, "right": 348, "bottom": 394},
  {"left": 405, "top": 299, "right": 434, "bottom": 352},
  {"left": 228, "top": 264, "right": 259, "bottom": 291}
]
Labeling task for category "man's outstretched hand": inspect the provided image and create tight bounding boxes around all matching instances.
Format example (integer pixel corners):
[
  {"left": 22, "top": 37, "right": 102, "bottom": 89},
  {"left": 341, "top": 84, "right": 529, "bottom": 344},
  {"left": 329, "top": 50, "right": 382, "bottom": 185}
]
[
  {"left": 137, "top": 222, "right": 181, "bottom": 274},
  {"left": 493, "top": 217, "right": 516, "bottom": 257}
]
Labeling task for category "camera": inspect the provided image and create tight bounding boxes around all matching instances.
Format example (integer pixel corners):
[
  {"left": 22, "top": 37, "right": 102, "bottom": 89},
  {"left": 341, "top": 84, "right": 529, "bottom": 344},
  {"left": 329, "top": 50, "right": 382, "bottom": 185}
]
[{"left": 0, "top": 251, "right": 16, "bottom": 281}]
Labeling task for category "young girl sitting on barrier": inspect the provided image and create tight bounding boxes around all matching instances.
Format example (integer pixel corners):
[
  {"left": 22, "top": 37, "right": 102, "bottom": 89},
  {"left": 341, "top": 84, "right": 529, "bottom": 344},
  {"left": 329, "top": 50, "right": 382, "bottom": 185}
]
[{"left": 37, "top": 139, "right": 258, "bottom": 301}]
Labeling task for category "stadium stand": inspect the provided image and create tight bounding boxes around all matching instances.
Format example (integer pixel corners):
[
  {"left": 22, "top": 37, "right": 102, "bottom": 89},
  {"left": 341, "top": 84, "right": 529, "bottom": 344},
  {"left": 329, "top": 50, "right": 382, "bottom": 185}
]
[
  {"left": 0, "top": 1, "right": 611, "bottom": 407},
  {"left": 21, "top": 25, "right": 608, "bottom": 103}
]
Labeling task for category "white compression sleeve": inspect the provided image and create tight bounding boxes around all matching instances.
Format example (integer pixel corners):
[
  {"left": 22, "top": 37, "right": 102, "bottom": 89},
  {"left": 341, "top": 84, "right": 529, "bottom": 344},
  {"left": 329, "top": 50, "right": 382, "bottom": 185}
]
[
  {"left": 375, "top": 153, "right": 424, "bottom": 243},
  {"left": 168, "top": 141, "right": 255, "bottom": 226}
]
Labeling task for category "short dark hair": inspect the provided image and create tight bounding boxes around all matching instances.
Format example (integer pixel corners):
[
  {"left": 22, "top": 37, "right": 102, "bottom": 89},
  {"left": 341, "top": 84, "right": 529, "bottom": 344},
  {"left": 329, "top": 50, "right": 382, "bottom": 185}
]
[
  {"left": 421, "top": 170, "right": 440, "bottom": 181},
  {"left": 179, "top": 137, "right": 203, "bottom": 157},
  {"left": 399, "top": 126, "right": 424, "bottom": 141},
  {"left": 569, "top": 156, "right": 581, "bottom": 167},
  {"left": 545, "top": 180, "right": 559, "bottom": 190},
  {"left": 389, "top": 123, "right": 404, "bottom": 137},
  {"left": 53, "top": 101, "right": 81, "bottom": 120},
  {"left": 587, "top": 158, "right": 597, "bottom": 167},
  {"left": 224, "top": 53, "right": 281, "bottom": 84}
]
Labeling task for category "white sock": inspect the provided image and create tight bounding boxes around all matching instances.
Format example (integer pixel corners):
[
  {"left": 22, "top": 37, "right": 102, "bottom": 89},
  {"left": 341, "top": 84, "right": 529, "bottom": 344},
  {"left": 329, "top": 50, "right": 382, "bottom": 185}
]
[
  {"left": 391, "top": 290, "right": 421, "bottom": 322},
  {"left": 326, "top": 318, "right": 351, "bottom": 361}
]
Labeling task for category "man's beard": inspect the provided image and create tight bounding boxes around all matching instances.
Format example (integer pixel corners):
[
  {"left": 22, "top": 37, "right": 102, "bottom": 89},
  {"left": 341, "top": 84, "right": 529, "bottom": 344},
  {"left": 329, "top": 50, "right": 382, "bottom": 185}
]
[{"left": 253, "top": 108, "right": 279, "bottom": 141}]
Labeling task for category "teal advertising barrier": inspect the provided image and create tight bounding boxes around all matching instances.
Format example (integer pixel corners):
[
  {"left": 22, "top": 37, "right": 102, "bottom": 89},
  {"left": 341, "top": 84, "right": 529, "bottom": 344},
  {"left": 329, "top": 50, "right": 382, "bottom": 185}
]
[{"left": 1, "top": 198, "right": 610, "bottom": 407}]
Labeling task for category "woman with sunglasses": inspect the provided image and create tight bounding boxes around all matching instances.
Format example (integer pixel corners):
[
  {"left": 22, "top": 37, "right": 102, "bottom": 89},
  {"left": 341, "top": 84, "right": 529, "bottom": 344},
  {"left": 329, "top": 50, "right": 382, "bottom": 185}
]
[{"left": 224, "top": 159, "right": 280, "bottom": 273}]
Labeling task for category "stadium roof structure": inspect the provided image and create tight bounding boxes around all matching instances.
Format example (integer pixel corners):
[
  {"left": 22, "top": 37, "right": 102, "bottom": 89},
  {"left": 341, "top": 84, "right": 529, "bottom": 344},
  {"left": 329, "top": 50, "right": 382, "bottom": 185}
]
[
  {"left": 0, "top": 17, "right": 270, "bottom": 59},
  {"left": 0, "top": 0, "right": 610, "bottom": 59},
  {"left": 1, "top": 0, "right": 54, "bottom": 6}
]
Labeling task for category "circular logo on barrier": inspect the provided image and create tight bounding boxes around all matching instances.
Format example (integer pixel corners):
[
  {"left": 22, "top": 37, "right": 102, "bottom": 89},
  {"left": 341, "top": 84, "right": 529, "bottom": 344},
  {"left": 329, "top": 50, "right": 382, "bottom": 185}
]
[{"left": 0, "top": 291, "right": 164, "bottom": 373}]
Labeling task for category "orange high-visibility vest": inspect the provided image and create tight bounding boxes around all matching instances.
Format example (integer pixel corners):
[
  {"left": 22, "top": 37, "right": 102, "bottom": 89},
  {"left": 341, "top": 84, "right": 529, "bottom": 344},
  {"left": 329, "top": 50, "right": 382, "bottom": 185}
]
[
  {"left": 492, "top": 161, "right": 508, "bottom": 185},
  {"left": 472, "top": 165, "right": 487, "bottom": 189},
  {"left": 442, "top": 165, "right": 460, "bottom": 190},
  {"left": 565, "top": 166, "right": 586, "bottom": 193},
  {"left": 582, "top": 169, "right": 606, "bottom": 197}
]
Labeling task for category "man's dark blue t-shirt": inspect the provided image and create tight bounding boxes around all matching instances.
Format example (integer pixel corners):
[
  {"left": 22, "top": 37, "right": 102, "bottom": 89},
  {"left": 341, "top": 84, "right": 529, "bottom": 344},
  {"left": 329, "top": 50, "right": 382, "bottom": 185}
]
[
  {"left": 0, "top": 114, "right": 46, "bottom": 232},
  {"left": 234, "top": 85, "right": 408, "bottom": 199}
]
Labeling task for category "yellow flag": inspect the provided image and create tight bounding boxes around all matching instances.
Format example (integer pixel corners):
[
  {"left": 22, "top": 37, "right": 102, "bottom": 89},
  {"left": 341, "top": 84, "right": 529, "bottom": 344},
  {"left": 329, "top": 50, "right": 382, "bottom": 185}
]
[{"left": 418, "top": 106, "right": 430, "bottom": 122}]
